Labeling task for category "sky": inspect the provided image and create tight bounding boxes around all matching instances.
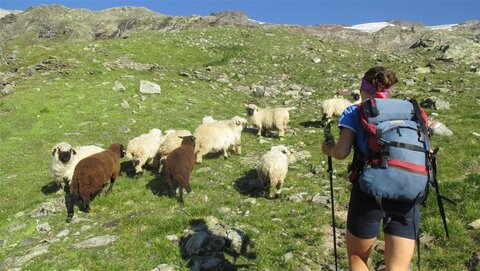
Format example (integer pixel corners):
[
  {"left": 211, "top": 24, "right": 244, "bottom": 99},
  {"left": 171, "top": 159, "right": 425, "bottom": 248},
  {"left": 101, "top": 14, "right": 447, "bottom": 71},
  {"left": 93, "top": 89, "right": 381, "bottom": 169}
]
[{"left": 0, "top": 0, "right": 478, "bottom": 26}]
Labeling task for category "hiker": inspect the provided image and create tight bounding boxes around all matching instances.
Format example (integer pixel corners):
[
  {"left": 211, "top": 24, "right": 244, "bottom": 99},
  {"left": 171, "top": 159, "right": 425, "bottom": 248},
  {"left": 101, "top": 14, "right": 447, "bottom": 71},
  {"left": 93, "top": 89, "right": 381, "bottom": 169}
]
[{"left": 322, "top": 66, "right": 418, "bottom": 271}]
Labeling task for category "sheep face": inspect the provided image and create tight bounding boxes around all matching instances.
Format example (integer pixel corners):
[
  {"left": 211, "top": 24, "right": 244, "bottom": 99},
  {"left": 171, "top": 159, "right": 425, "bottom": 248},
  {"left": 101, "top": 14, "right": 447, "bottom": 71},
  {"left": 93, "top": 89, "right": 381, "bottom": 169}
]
[
  {"left": 120, "top": 144, "right": 126, "bottom": 158},
  {"left": 52, "top": 142, "right": 76, "bottom": 163},
  {"left": 272, "top": 145, "right": 290, "bottom": 156},
  {"left": 232, "top": 116, "right": 247, "bottom": 127},
  {"left": 245, "top": 104, "right": 258, "bottom": 116},
  {"left": 351, "top": 90, "right": 361, "bottom": 102}
]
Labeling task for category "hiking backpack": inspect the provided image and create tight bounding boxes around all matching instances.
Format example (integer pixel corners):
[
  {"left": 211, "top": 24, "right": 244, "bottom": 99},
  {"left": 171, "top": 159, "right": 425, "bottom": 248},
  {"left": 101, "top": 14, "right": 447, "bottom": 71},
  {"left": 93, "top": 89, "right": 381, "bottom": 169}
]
[{"left": 357, "top": 98, "right": 431, "bottom": 202}]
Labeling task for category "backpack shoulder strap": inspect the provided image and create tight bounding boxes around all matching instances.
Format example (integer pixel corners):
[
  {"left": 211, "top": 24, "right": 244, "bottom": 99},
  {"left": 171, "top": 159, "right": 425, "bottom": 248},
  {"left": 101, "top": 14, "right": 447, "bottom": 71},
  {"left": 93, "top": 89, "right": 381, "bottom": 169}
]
[{"left": 410, "top": 99, "right": 428, "bottom": 136}]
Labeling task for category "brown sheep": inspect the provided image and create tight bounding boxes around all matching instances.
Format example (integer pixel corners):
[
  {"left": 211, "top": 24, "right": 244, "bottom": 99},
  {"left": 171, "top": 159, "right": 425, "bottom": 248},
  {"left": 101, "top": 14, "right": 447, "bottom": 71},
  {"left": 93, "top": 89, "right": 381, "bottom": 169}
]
[
  {"left": 66, "top": 143, "right": 125, "bottom": 222},
  {"left": 162, "top": 136, "right": 196, "bottom": 203}
]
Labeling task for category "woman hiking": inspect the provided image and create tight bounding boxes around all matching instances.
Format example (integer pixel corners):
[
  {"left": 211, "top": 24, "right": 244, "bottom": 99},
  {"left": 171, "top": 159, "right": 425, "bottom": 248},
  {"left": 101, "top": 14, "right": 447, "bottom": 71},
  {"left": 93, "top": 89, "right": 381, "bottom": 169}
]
[{"left": 322, "top": 66, "right": 419, "bottom": 271}]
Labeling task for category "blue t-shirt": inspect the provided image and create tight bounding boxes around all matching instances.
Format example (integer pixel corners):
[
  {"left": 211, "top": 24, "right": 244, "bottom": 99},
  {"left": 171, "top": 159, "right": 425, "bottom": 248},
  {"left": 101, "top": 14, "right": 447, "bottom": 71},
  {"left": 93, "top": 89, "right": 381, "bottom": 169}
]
[{"left": 338, "top": 105, "right": 367, "bottom": 155}]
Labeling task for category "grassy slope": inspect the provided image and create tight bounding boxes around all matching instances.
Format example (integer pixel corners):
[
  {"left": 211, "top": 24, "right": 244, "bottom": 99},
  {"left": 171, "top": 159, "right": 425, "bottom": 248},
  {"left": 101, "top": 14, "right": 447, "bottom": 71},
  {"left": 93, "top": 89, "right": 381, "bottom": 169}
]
[{"left": 0, "top": 27, "right": 479, "bottom": 270}]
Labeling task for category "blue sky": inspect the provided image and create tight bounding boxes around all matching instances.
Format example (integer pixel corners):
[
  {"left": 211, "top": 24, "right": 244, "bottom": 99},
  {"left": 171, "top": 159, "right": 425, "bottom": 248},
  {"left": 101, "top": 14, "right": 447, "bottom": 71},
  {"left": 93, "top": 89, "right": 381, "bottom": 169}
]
[{"left": 0, "top": 0, "right": 478, "bottom": 26}]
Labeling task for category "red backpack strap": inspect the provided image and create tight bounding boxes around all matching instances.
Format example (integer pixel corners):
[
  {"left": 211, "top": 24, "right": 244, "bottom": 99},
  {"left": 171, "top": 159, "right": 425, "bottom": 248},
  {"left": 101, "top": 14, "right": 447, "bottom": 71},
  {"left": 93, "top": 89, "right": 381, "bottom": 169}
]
[{"left": 358, "top": 99, "right": 381, "bottom": 155}]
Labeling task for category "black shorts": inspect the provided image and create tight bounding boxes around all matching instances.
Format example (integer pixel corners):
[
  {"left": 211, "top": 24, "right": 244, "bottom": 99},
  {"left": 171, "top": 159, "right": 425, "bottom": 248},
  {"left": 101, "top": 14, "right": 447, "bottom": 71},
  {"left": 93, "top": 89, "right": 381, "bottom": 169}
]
[{"left": 347, "top": 182, "right": 420, "bottom": 240}]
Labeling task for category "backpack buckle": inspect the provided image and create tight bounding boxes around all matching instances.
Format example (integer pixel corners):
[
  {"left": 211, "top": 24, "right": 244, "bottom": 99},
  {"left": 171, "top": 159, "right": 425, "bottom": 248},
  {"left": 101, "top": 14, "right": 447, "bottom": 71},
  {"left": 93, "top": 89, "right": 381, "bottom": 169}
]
[{"left": 379, "top": 145, "right": 389, "bottom": 168}]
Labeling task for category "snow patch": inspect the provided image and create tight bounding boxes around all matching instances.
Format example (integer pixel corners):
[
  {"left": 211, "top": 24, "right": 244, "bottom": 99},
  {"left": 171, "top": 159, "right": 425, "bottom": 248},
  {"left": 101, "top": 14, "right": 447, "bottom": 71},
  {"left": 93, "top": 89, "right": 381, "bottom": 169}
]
[
  {"left": 0, "top": 8, "right": 22, "bottom": 18},
  {"left": 344, "top": 22, "right": 394, "bottom": 33},
  {"left": 248, "top": 18, "right": 265, "bottom": 25},
  {"left": 427, "top": 24, "right": 457, "bottom": 31}
]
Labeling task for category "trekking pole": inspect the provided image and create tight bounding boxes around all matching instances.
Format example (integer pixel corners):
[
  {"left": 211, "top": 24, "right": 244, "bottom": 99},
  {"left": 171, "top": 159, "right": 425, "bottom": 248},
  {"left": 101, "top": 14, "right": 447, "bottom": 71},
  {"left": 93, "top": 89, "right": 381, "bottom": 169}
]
[
  {"left": 324, "top": 118, "right": 338, "bottom": 271},
  {"left": 431, "top": 147, "right": 456, "bottom": 238}
]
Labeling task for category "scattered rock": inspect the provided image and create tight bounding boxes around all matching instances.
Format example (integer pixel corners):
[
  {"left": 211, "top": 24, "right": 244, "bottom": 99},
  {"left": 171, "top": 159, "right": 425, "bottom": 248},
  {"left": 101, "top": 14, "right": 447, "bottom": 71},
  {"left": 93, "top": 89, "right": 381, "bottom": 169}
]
[
  {"left": 289, "top": 150, "right": 312, "bottom": 163},
  {"left": 288, "top": 192, "right": 308, "bottom": 202},
  {"left": 419, "top": 233, "right": 435, "bottom": 248},
  {"left": 467, "top": 252, "right": 479, "bottom": 271},
  {"left": 36, "top": 222, "right": 52, "bottom": 233},
  {"left": 431, "top": 87, "right": 450, "bottom": 93},
  {"left": 151, "top": 264, "right": 176, "bottom": 271},
  {"left": 113, "top": 80, "right": 126, "bottom": 91},
  {"left": 468, "top": 219, "right": 480, "bottom": 230},
  {"left": 281, "top": 251, "right": 294, "bottom": 263},
  {"left": 80, "top": 225, "right": 92, "bottom": 232},
  {"left": 30, "top": 197, "right": 65, "bottom": 218},
  {"left": 0, "top": 83, "right": 14, "bottom": 95},
  {"left": 139, "top": 80, "right": 161, "bottom": 94},
  {"left": 118, "top": 125, "right": 130, "bottom": 133},
  {"left": 310, "top": 194, "right": 329, "bottom": 205},
  {"left": 196, "top": 167, "right": 212, "bottom": 174},
  {"left": 429, "top": 121, "right": 453, "bottom": 136},
  {"left": 56, "top": 229, "right": 70, "bottom": 238},
  {"left": 166, "top": 235, "right": 179, "bottom": 242},
  {"left": 473, "top": 132, "right": 480, "bottom": 137},
  {"left": 121, "top": 99, "right": 130, "bottom": 109},
  {"left": 420, "top": 97, "right": 450, "bottom": 110},
  {"left": 415, "top": 67, "right": 431, "bottom": 74},
  {"left": 14, "top": 244, "right": 49, "bottom": 268},
  {"left": 72, "top": 235, "right": 118, "bottom": 248},
  {"left": 312, "top": 57, "right": 321, "bottom": 64},
  {"left": 8, "top": 222, "right": 25, "bottom": 233}
]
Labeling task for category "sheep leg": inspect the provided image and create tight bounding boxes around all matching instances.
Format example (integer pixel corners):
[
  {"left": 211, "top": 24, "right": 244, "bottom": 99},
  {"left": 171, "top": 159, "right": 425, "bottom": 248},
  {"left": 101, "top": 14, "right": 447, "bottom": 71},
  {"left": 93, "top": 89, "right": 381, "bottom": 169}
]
[
  {"left": 235, "top": 143, "right": 242, "bottom": 155},
  {"left": 178, "top": 186, "right": 184, "bottom": 204},
  {"left": 81, "top": 194, "right": 91, "bottom": 213},
  {"left": 256, "top": 125, "right": 262, "bottom": 136},
  {"left": 275, "top": 181, "right": 283, "bottom": 198},
  {"left": 195, "top": 151, "right": 203, "bottom": 163},
  {"left": 106, "top": 179, "right": 116, "bottom": 194},
  {"left": 134, "top": 158, "right": 145, "bottom": 177},
  {"left": 279, "top": 128, "right": 285, "bottom": 137},
  {"left": 223, "top": 149, "right": 229, "bottom": 160},
  {"left": 66, "top": 193, "right": 75, "bottom": 222}
]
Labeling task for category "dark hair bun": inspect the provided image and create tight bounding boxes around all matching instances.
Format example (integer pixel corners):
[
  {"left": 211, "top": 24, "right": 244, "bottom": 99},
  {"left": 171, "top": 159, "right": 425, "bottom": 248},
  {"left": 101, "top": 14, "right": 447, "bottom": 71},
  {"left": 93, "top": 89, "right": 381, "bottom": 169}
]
[{"left": 363, "top": 66, "right": 398, "bottom": 91}]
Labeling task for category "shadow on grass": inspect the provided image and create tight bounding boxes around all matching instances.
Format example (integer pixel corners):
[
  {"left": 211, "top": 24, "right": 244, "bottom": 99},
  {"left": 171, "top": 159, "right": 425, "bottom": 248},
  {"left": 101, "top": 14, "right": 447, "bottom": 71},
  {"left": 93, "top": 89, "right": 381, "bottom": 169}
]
[
  {"left": 233, "top": 169, "right": 266, "bottom": 198},
  {"left": 299, "top": 120, "right": 325, "bottom": 128},
  {"left": 41, "top": 181, "right": 62, "bottom": 195},
  {"left": 179, "top": 218, "right": 256, "bottom": 270},
  {"left": 145, "top": 174, "right": 171, "bottom": 197},
  {"left": 243, "top": 126, "right": 280, "bottom": 138}
]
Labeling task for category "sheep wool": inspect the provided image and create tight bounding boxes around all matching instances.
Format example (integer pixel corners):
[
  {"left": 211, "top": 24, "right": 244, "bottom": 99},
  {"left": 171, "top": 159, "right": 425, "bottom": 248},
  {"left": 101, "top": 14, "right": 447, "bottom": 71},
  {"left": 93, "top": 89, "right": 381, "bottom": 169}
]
[
  {"left": 320, "top": 90, "right": 361, "bottom": 119},
  {"left": 162, "top": 136, "right": 196, "bottom": 203},
  {"left": 49, "top": 142, "right": 104, "bottom": 193},
  {"left": 245, "top": 104, "right": 290, "bottom": 137},
  {"left": 125, "top": 128, "right": 163, "bottom": 176},
  {"left": 257, "top": 145, "right": 290, "bottom": 198},
  {"left": 67, "top": 143, "right": 125, "bottom": 221},
  {"left": 193, "top": 116, "right": 247, "bottom": 163}
]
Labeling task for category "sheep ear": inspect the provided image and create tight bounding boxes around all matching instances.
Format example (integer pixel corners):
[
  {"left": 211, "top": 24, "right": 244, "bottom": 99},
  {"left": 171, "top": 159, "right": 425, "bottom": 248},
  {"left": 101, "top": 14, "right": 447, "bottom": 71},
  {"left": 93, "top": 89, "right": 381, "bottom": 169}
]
[
  {"left": 71, "top": 149, "right": 77, "bottom": 155},
  {"left": 282, "top": 149, "right": 288, "bottom": 155},
  {"left": 52, "top": 148, "right": 57, "bottom": 156},
  {"left": 178, "top": 136, "right": 184, "bottom": 139}
]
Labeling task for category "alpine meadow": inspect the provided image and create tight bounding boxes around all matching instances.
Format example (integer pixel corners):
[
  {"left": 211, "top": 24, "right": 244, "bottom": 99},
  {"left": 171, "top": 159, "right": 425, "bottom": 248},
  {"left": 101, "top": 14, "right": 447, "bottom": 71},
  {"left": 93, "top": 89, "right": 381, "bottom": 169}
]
[{"left": 0, "top": 5, "right": 479, "bottom": 271}]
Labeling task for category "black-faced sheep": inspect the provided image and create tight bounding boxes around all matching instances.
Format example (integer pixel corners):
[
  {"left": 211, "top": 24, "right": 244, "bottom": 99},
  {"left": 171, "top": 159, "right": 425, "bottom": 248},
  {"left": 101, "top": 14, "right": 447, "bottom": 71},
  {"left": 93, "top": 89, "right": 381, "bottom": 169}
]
[
  {"left": 125, "top": 128, "right": 163, "bottom": 177},
  {"left": 193, "top": 116, "right": 247, "bottom": 163},
  {"left": 162, "top": 136, "right": 196, "bottom": 203},
  {"left": 257, "top": 145, "right": 290, "bottom": 198},
  {"left": 320, "top": 90, "right": 361, "bottom": 119},
  {"left": 67, "top": 143, "right": 125, "bottom": 221},
  {"left": 49, "top": 142, "right": 104, "bottom": 193},
  {"left": 245, "top": 104, "right": 290, "bottom": 137}
]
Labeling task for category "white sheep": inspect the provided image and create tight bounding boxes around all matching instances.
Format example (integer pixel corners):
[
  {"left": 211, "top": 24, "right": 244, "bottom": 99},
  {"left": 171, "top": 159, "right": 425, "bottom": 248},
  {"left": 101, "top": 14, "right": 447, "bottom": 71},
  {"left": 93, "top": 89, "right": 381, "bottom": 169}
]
[
  {"left": 257, "top": 145, "right": 290, "bottom": 198},
  {"left": 50, "top": 142, "right": 104, "bottom": 193},
  {"left": 320, "top": 90, "right": 361, "bottom": 119},
  {"left": 245, "top": 104, "right": 290, "bottom": 137},
  {"left": 193, "top": 116, "right": 247, "bottom": 163},
  {"left": 201, "top": 116, "right": 215, "bottom": 125},
  {"left": 125, "top": 128, "right": 163, "bottom": 177}
]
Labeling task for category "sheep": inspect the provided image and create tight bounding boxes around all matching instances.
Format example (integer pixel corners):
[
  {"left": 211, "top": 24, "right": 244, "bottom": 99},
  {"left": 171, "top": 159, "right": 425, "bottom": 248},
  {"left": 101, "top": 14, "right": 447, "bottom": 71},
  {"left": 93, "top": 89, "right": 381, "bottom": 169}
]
[
  {"left": 257, "top": 145, "right": 290, "bottom": 198},
  {"left": 320, "top": 90, "right": 361, "bottom": 120},
  {"left": 245, "top": 104, "right": 290, "bottom": 137},
  {"left": 201, "top": 116, "right": 215, "bottom": 125},
  {"left": 157, "top": 129, "right": 192, "bottom": 173},
  {"left": 49, "top": 142, "right": 104, "bottom": 193},
  {"left": 67, "top": 143, "right": 125, "bottom": 221},
  {"left": 162, "top": 136, "right": 196, "bottom": 203},
  {"left": 125, "top": 128, "right": 163, "bottom": 177},
  {"left": 193, "top": 116, "right": 247, "bottom": 163}
]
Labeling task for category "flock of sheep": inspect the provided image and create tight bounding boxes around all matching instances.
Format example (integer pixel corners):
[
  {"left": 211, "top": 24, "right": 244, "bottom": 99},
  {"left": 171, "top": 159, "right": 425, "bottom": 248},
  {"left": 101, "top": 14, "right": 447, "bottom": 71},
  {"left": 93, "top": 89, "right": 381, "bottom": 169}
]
[{"left": 49, "top": 91, "right": 361, "bottom": 221}]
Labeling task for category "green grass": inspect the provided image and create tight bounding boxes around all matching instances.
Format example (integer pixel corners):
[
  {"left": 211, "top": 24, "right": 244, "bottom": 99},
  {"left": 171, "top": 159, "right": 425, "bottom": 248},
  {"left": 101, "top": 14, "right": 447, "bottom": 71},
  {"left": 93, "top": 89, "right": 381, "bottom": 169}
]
[{"left": 0, "top": 27, "right": 479, "bottom": 270}]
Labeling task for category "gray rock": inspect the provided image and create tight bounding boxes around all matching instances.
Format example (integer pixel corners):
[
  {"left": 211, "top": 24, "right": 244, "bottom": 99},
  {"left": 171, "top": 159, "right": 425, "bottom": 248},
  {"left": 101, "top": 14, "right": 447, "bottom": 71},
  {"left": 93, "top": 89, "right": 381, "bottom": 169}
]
[
  {"left": 183, "top": 231, "right": 209, "bottom": 256},
  {"left": 14, "top": 244, "right": 49, "bottom": 267},
  {"left": 139, "top": 80, "right": 161, "bottom": 94},
  {"left": 118, "top": 125, "right": 130, "bottom": 133},
  {"left": 312, "top": 57, "right": 321, "bottom": 64},
  {"left": 226, "top": 228, "right": 247, "bottom": 254},
  {"left": 151, "top": 264, "right": 175, "bottom": 271},
  {"left": 415, "top": 67, "right": 431, "bottom": 74},
  {"left": 80, "top": 225, "right": 92, "bottom": 232},
  {"left": 72, "top": 235, "right": 118, "bottom": 248},
  {"left": 473, "top": 132, "right": 480, "bottom": 137},
  {"left": 121, "top": 99, "right": 130, "bottom": 109},
  {"left": 288, "top": 192, "right": 308, "bottom": 202},
  {"left": 431, "top": 87, "right": 450, "bottom": 93},
  {"left": 165, "top": 235, "right": 179, "bottom": 242},
  {"left": 231, "top": 85, "right": 252, "bottom": 95},
  {"left": 429, "top": 121, "right": 453, "bottom": 136},
  {"left": 281, "top": 251, "right": 294, "bottom": 263},
  {"left": 36, "top": 222, "right": 51, "bottom": 233},
  {"left": 0, "top": 84, "right": 14, "bottom": 95},
  {"left": 468, "top": 219, "right": 480, "bottom": 230},
  {"left": 9, "top": 222, "right": 25, "bottom": 233},
  {"left": 196, "top": 167, "right": 212, "bottom": 174},
  {"left": 289, "top": 150, "right": 312, "bottom": 163},
  {"left": 311, "top": 194, "right": 329, "bottom": 205},
  {"left": 112, "top": 80, "right": 125, "bottom": 91},
  {"left": 56, "top": 229, "right": 70, "bottom": 238}
]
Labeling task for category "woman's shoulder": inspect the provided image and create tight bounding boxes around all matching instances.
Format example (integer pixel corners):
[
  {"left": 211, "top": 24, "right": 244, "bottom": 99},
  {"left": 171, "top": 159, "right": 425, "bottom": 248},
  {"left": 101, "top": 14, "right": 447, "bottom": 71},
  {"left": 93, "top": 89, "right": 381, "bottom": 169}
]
[{"left": 342, "top": 104, "right": 360, "bottom": 115}]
